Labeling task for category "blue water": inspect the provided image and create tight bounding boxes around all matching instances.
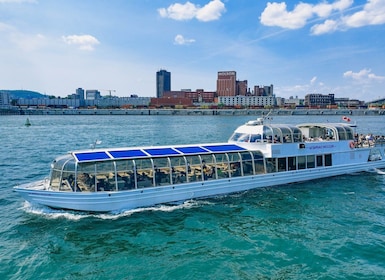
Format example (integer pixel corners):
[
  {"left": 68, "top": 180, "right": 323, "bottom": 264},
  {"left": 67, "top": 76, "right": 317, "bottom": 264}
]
[{"left": 1, "top": 114, "right": 385, "bottom": 279}]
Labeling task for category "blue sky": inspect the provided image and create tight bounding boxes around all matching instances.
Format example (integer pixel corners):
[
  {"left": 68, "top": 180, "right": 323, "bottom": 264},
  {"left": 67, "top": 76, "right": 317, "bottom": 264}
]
[{"left": 0, "top": 0, "right": 384, "bottom": 101}]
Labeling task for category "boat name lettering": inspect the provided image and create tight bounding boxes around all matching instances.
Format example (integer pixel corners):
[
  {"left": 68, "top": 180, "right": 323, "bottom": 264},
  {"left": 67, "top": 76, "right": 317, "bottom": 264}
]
[{"left": 309, "top": 144, "right": 336, "bottom": 150}]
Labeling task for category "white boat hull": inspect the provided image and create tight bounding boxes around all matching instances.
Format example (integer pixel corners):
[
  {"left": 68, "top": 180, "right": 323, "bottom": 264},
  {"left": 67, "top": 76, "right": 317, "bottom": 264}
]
[{"left": 14, "top": 159, "right": 385, "bottom": 212}]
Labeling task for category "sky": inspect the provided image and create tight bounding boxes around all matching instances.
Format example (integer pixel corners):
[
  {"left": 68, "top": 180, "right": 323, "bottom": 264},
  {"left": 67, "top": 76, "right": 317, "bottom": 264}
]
[{"left": 0, "top": 0, "right": 384, "bottom": 101}]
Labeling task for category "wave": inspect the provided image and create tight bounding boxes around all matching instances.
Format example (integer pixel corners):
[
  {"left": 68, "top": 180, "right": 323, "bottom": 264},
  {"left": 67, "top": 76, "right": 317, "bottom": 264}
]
[{"left": 20, "top": 199, "right": 210, "bottom": 220}]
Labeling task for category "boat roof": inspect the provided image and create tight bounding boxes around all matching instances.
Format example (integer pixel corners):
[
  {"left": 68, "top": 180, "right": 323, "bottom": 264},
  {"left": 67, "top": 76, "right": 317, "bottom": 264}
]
[{"left": 72, "top": 143, "right": 247, "bottom": 163}]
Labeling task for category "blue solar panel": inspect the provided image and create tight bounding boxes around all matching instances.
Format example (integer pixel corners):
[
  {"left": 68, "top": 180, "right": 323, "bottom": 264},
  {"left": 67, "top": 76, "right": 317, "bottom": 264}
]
[
  {"left": 74, "top": 151, "right": 111, "bottom": 162},
  {"left": 203, "top": 144, "right": 246, "bottom": 152},
  {"left": 109, "top": 149, "right": 147, "bottom": 159},
  {"left": 175, "top": 146, "right": 209, "bottom": 154},
  {"left": 73, "top": 143, "right": 246, "bottom": 163},
  {"left": 144, "top": 147, "right": 181, "bottom": 156}
]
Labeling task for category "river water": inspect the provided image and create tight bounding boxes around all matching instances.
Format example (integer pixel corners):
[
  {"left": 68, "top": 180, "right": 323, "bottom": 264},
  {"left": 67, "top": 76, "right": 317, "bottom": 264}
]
[{"left": 1, "top": 114, "right": 385, "bottom": 279}]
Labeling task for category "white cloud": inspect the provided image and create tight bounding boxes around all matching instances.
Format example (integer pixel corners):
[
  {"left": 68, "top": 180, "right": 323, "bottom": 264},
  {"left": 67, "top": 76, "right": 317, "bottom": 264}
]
[
  {"left": 261, "top": 0, "right": 385, "bottom": 35},
  {"left": 260, "top": 2, "right": 314, "bottom": 29},
  {"left": 62, "top": 35, "right": 100, "bottom": 51},
  {"left": 342, "top": 0, "right": 385, "bottom": 28},
  {"left": 311, "top": 19, "right": 339, "bottom": 35},
  {"left": 174, "top": 34, "right": 195, "bottom": 45},
  {"left": 158, "top": 0, "right": 225, "bottom": 22},
  {"left": 343, "top": 68, "right": 385, "bottom": 82},
  {"left": 196, "top": 0, "right": 226, "bottom": 22},
  {"left": 310, "top": 76, "right": 317, "bottom": 85}
]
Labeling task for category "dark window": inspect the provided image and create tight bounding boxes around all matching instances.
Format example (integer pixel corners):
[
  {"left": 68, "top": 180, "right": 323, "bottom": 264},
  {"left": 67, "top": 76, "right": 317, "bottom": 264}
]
[
  {"left": 325, "top": 154, "right": 332, "bottom": 166},
  {"left": 288, "top": 157, "right": 296, "bottom": 170},
  {"left": 316, "top": 155, "right": 323, "bottom": 167}
]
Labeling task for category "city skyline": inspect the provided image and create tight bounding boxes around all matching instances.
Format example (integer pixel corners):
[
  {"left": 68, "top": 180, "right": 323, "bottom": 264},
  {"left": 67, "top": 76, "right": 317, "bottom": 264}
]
[{"left": 0, "top": 0, "right": 384, "bottom": 101}]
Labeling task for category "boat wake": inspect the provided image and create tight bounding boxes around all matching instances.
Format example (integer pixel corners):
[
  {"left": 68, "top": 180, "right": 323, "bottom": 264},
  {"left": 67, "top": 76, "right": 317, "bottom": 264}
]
[
  {"left": 20, "top": 200, "right": 208, "bottom": 220},
  {"left": 369, "top": 168, "right": 385, "bottom": 175}
]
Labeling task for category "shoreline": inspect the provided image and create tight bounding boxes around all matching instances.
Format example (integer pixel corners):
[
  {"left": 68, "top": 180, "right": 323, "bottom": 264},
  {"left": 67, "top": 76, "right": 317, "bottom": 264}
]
[{"left": 1, "top": 108, "right": 384, "bottom": 116}]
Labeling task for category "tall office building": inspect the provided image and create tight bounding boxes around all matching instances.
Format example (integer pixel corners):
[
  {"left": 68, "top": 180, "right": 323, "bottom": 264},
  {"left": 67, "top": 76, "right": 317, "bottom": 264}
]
[
  {"left": 217, "top": 71, "right": 236, "bottom": 96},
  {"left": 156, "top": 69, "right": 171, "bottom": 98}
]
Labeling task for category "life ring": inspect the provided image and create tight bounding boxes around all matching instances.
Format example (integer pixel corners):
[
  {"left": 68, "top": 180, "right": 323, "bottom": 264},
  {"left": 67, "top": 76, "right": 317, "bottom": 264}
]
[
  {"left": 349, "top": 141, "right": 355, "bottom": 149},
  {"left": 342, "top": 116, "right": 351, "bottom": 122}
]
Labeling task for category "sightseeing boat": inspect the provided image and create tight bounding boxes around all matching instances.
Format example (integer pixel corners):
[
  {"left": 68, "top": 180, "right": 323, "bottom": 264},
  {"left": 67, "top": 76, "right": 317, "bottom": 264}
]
[{"left": 14, "top": 118, "right": 385, "bottom": 212}]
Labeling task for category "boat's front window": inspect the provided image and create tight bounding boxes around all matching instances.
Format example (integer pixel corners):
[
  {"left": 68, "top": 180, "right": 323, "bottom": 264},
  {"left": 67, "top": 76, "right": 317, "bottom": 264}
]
[
  {"left": 229, "top": 132, "right": 243, "bottom": 141},
  {"left": 50, "top": 155, "right": 76, "bottom": 191},
  {"left": 230, "top": 133, "right": 250, "bottom": 142},
  {"left": 250, "top": 134, "right": 262, "bottom": 142}
]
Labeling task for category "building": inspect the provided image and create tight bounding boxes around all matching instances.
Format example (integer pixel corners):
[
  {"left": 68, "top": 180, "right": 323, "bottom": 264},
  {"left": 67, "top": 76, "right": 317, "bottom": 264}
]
[
  {"left": 254, "top": 85, "right": 274, "bottom": 96},
  {"left": 217, "top": 71, "right": 237, "bottom": 96},
  {"left": 86, "top": 90, "right": 101, "bottom": 100},
  {"left": 304, "top": 93, "right": 335, "bottom": 108},
  {"left": 218, "top": 95, "right": 276, "bottom": 108},
  {"left": 237, "top": 80, "right": 248, "bottom": 96},
  {"left": 0, "top": 91, "right": 10, "bottom": 108},
  {"left": 156, "top": 69, "right": 171, "bottom": 98},
  {"left": 163, "top": 89, "right": 216, "bottom": 103}
]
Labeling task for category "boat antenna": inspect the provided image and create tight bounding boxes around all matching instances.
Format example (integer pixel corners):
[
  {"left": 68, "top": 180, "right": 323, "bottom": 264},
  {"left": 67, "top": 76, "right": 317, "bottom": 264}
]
[
  {"left": 90, "top": 140, "right": 102, "bottom": 149},
  {"left": 262, "top": 109, "right": 273, "bottom": 123}
]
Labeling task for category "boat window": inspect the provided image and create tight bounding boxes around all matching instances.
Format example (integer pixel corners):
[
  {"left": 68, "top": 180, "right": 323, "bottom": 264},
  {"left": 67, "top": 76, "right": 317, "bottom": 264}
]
[
  {"left": 345, "top": 127, "right": 354, "bottom": 140},
  {"left": 228, "top": 152, "right": 242, "bottom": 177},
  {"left": 288, "top": 157, "right": 296, "bottom": 170},
  {"left": 76, "top": 162, "right": 98, "bottom": 192},
  {"left": 134, "top": 158, "right": 154, "bottom": 188},
  {"left": 263, "top": 126, "right": 273, "bottom": 143},
  {"left": 115, "top": 160, "right": 135, "bottom": 190},
  {"left": 307, "top": 155, "right": 315, "bottom": 168},
  {"left": 201, "top": 154, "right": 216, "bottom": 181},
  {"left": 278, "top": 158, "right": 286, "bottom": 172},
  {"left": 170, "top": 156, "right": 187, "bottom": 184},
  {"left": 272, "top": 128, "right": 282, "bottom": 143},
  {"left": 324, "top": 154, "right": 332, "bottom": 166},
  {"left": 292, "top": 127, "right": 303, "bottom": 143},
  {"left": 185, "top": 155, "right": 202, "bottom": 182},
  {"left": 93, "top": 161, "right": 116, "bottom": 191},
  {"left": 229, "top": 132, "right": 243, "bottom": 142},
  {"left": 50, "top": 169, "right": 61, "bottom": 191},
  {"left": 298, "top": 156, "right": 306, "bottom": 170},
  {"left": 238, "top": 134, "right": 250, "bottom": 142},
  {"left": 153, "top": 157, "right": 171, "bottom": 186},
  {"left": 336, "top": 126, "right": 347, "bottom": 140},
  {"left": 240, "top": 151, "right": 253, "bottom": 176},
  {"left": 251, "top": 151, "right": 265, "bottom": 174},
  {"left": 250, "top": 134, "right": 262, "bottom": 142},
  {"left": 280, "top": 127, "right": 292, "bottom": 143},
  {"left": 266, "top": 158, "right": 277, "bottom": 173},
  {"left": 213, "top": 153, "right": 230, "bottom": 179},
  {"left": 324, "top": 128, "right": 335, "bottom": 140},
  {"left": 316, "top": 155, "right": 323, "bottom": 167}
]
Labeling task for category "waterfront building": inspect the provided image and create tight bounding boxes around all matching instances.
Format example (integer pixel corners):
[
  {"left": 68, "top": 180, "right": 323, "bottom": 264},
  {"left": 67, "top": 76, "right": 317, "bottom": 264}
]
[
  {"left": 217, "top": 71, "right": 237, "bottom": 96},
  {"left": 254, "top": 85, "right": 274, "bottom": 96},
  {"left": 86, "top": 90, "right": 101, "bottom": 100},
  {"left": 218, "top": 95, "right": 276, "bottom": 108},
  {"left": 237, "top": 80, "right": 248, "bottom": 96},
  {"left": 304, "top": 93, "right": 335, "bottom": 108},
  {"left": 163, "top": 89, "right": 216, "bottom": 103},
  {"left": 156, "top": 69, "right": 171, "bottom": 98},
  {"left": 0, "top": 91, "right": 10, "bottom": 108}
]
